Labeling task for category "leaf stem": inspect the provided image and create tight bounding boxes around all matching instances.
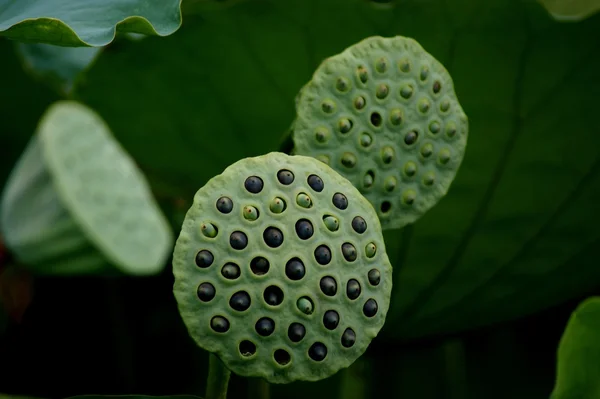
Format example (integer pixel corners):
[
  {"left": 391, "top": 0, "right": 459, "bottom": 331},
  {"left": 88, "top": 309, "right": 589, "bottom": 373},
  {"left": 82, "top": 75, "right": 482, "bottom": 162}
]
[
  {"left": 247, "top": 378, "right": 270, "bottom": 399},
  {"left": 338, "top": 355, "right": 370, "bottom": 399},
  {"left": 206, "top": 353, "right": 231, "bottom": 399}
]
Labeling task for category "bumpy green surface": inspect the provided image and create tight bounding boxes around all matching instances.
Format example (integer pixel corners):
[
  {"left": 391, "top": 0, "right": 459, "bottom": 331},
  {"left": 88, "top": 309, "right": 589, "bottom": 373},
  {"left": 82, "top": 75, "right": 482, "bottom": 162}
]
[
  {"left": 0, "top": 100, "right": 173, "bottom": 275},
  {"left": 173, "top": 152, "right": 392, "bottom": 383},
  {"left": 292, "top": 36, "right": 468, "bottom": 230}
]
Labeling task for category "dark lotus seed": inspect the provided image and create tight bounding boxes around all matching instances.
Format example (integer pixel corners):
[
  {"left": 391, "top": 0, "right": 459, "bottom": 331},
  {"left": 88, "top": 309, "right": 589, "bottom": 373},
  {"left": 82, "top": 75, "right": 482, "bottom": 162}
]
[
  {"left": 250, "top": 256, "right": 270, "bottom": 275},
  {"left": 360, "top": 132, "right": 373, "bottom": 147},
  {"left": 381, "top": 146, "right": 394, "bottom": 164},
  {"left": 295, "top": 219, "right": 314, "bottom": 240},
  {"left": 288, "top": 322, "right": 306, "bottom": 342},
  {"left": 307, "top": 174, "right": 324, "bottom": 192},
  {"left": 230, "top": 291, "right": 251, "bottom": 312},
  {"left": 354, "top": 96, "right": 366, "bottom": 110},
  {"left": 197, "top": 282, "right": 216, "bottom": 302},
  {"left": 352, "top": 216, "right": 367, "bottom": 234},
  {"left": 400, "top": 85, "right": 413, "bottom": 99},
  {"left": 314, "top": 245, "right": 332, "bottom": 265},
  {"left": 230, "top": 231, "right": 248, "bottom": 250},
  {"left": 380, "top": 201, "right": 391, "bottom": 213},
  {"left": 342, "top": 243, "right": 357, "bottom": 262},
  {"left": 376, "top": 84, "right": 389, "bottom": 99},
  {"left": 323, "top": 310, "right": 340, "bottom": 330},
  {"left": 404, "top": 130, "right": 418, "bottom": 145},
  {"left": 332, "top": 192, "right": 348, "bottom": 210},
  {"left": 244, "top": 176, "right": 264, "bottom": 194},
  {"left": 277, "top": 169, "right": 295, "bottom": 185},
  {"left": 263, "top": 227, "right": 284, "bottom": 248},
  {"left": 370, "top": 112, "right": 382, "bottom": 127},
  {"left": 264, "top": 285, "right": 284, "bottom": 306},
  {"left": 368, "top": 269, "right": 381, "bottom": 286},
  {"left": 211, "top": 316, "right": 230, "bottom": 333},
  {"left": 274, "top": 349, "right": 291, "bottom": 366},
  {"left": 216, "top": 196, "right": 233, "bottom": 214},
  {"left": 347, "top": 279, "right": 361, "bottom": 300},
  {"left": 255, "top": 317, "right": 275, "bottom": 336},
  {"left": 285, "top": 258, "right": 306, "bottom": 280},
  {"left": 195, "top": 250, "right": 214, "bottom": 268},
  {"left": 341, "top": 328, "right": 356, "bottom": 348},
  {"left": 363, "top": 299, "right": 378, "bottom": 317},
  {"left": 309, "top": 342, "right": 328, "bottom": 361},
  {"left": 433, "top": 80, "right": 441, "bottom": 94},
  {"left": 239, "top": 340, "right": 256, "bottom": 356},
  {"left": 221, "top": 263, "right": 241, "bottom": 280},
  {"left": 320, "top": 276, "right": 338, "bottom": 296}
]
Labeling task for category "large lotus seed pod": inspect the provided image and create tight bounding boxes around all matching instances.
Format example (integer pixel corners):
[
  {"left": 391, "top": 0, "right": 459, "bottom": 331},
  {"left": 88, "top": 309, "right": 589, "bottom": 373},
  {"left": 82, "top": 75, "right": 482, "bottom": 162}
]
[
  {"left": 291, "top": 36, "right": 468, "bottom": 230},
  {"left": 173, "top": 152, "right": 392, "bottom": 383},
  {"left": 0, "top": 101, "right": 173, "bottom": 275}
]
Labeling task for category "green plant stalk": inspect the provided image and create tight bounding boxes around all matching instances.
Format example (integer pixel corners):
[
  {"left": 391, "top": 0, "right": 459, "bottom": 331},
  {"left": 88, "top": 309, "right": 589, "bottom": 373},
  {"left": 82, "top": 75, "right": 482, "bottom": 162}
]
[
  {"left": 206, "top": 353, "right": 231, "bottom": 399},
  {"left": 338, "top": 355, "right": 370, "bottom": 399},
  {"left": 441, "top": 338, "right": 468, "bottom": 399},
  {"left": 247, "top": 378, "right": 270, "bottom": 399}
]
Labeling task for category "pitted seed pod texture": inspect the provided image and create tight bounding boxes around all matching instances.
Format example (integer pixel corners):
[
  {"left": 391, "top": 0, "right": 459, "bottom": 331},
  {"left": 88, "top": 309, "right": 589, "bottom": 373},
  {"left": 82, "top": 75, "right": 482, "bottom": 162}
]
[
  {"left": 172, "top": 152, "right": 392, "bottom": 384},
  {"left": 292, "top": 36, "right": 469, "bottom": 230}
]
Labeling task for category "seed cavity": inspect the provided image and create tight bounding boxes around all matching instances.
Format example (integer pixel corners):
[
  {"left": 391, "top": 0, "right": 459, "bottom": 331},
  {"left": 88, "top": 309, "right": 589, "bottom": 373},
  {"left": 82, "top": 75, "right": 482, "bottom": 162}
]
[
  {"left": 376, "top": 84, "right": 389, "bottom": 99},
  {"left": 383, "top": 176, "right": 397, "bottom": 192},
  {"left": 321, "top": 100, "right": 336, "bottom": 114},
  {"left": 216, "top": 196, "right": 233, "bottom": 214},
  {"left": 239, "top": 340, "right": 256, "bottom": 357},
  {"left": 357, "top": 66, "right": 368, "bottom": 83},
  {"left": 446, "top": 122, "right": 457, "bottom": 138},
  {"left": 375, "top": 57, "right": 388, "bottom": 73},
  {"left": 389, "top": 109, "right": 403, "bottom": 126},
  {"left": 317, "top": 155, "right": 330, "bottom": 165},
  {"left": 295, "top": 219, "right": 314, "bottom": 240},
  {"left": 404, "top": 130, "right": 418, "bottom": 145},
  {"left": 402, "top": 190, "right": 417, "bottom": 205},
  {"left": 363, "top": 299, "right": 378, "bottom": 317},
  {"left": 429, "top": 121, "right": 441, "bottom": 134},
  {"left": 211, "top": 316, "right": 230, "bottom": 333},
  {"left": 370, "top": 112, "right": 382, "bottom": 127},
  {"left": 323, "top": 215, "right": 340, "bottom": 232},
  {"left": 230, "top": 231, "right": 248, "bottom": 250},
  {"left": 346, "top": 279, "right": 361, "bottom": 300},
  {"left": 230, "top": 291, "right": 251, "bottom": 312},
  {"left": 359, "top": 132, "right": 373, "bottom": 148},
  {"left": 221, "top": 263, "right": 241, "bottom": 280},
  {"left": 309, "top": 342, "right": 327, "bottom": 361},
  {"left": 380, "top": 201, "right": 391, "bottom": 214},
  {"left": 244, "top": 176, "right": 264, "bottom": 194},
  {"left": 420, "top": 143, "right": 433, "bottom": 158},
  {"left": 274, "top": 349, "right": 291, "bottom": 366},
  {"left": 195, "top": 250, "right": 214, "bottom": 268},
  {"left": 418, "top": 98, "right": 430, "bottom": 113},
  {"left": 422, "top": 172, "right": 435, "bottom": 186},
  {"left": 314, "top": 245, "right": 332, "bottom": 265},
  {"left": 264, "top": 285, "right": 284, "bottom": 306},
  {"left": 438, "top": 149, "right": 451, "bottom": 165},
  {"left": 250, "top": 256, "right": 270, "bottom": 275},
  {"left": 365, "top": 243, "right": 377, "bottom": 258},
  {"left": 440, "top": 100, "right": 451, "bottom": 112},
  {"left": 403, "top": 161, "right": 417, "bottom": 177},
  {"left": 354, "top": 96, "right": 366, "bottom": 110},
  {"left": 400, "top": 85, "right": 413, "bottom": 99},
  {"left": 201, "top": 222, "right": 218, "bottom": 238},
  {"left": 338, "top": 118, "right": 353, "bottom": 134},
  {"left": 288, "top": 322, "right": 306, "bottom": 342},
  {"left": 286, "top": 258, "right": 306, "bottom": 281},
  {"left": 255, "top": 317, "right": 275, "bottom": 336},
  {"left": 297, "top": 296, "right": 314, "bottom": 315},
  {"left": 277, "top": 169, "right": 295, "bottom": 185},
  {"left": 269, "top": 197, "right": 286, "bottom": 214},
  {"left": 243, "top": 206, "right": 259, "bottom": 221},
  {"left": 381, "top": 146, "right": 395, "bottom": 164},
  {"left": 263, "top": 227, "right": 284, "bottom": 248},
  {"left": 314, "top": 127, "right": 330, "bottom": 144},
  {"left": 341, "top": 152, "right": 357, "bottom": 168},
  {"left": 323, "top": 310, "right": 340, "bottom": 330},
  {"left": 336, "top": 77, "right": 350, "bottom": 92},
  {"left": 342, "top": 243, "right": 357, "bottom": 262},
  {"left": 399, "top": 59, "right": 410, "bottom": 73},
  {"left": 320, "top": 276, "right": 338, "bottom": 296},
  {"left": 433, "top": 80, "right": 442, "bottom": 94},
  {"left": 420, "top": 65, "right": 429, "bottom": 81},
  {"left": 307, "top": 174, "right": 324, "bottom": 192},
  {"left": 341, "top": 328, "right": 356, "bottom": 348},
  {"left": 368, "top": 269, "right": 381, "bottom": 286},
  {"left": 197, "top": 282, "right": 216, "bottom": 302},
  {"left": 332, "top": 192, "right": 348, "bottom": 210},
  {"left": 363, "top": 170, "right": 374, "bottom": 189}
]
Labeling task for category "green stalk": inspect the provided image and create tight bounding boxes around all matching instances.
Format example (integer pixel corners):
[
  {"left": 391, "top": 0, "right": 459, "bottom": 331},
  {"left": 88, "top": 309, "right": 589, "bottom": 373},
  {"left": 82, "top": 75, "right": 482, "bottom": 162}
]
[
  {"left": 247, "top": 378, "right": 270, "bottom": 399},
  {"left": 338, "top": 355, "right": 371, "bottom": 399},
  {"left": 206, "top": 353, "right": 231, "bottom": 399}
]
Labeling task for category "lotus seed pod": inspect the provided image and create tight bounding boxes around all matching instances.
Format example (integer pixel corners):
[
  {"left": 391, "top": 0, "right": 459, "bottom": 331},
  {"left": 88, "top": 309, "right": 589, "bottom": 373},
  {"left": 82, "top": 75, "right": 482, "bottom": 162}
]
[
  {"left": 172, "top": 152, "right": 392, "bottom": 384},
  {"left": 0, "top": 101, "right": 173, "bottom": 275},
  {"left": 291, "top": 36, "right": 469, "bottom": 229}
]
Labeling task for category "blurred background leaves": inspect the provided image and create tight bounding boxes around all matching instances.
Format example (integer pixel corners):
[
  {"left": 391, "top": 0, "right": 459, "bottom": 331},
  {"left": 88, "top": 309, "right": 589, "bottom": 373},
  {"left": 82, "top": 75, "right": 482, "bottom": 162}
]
[{"left": 1, "top": 0, "right": 599, "bottom": 398}]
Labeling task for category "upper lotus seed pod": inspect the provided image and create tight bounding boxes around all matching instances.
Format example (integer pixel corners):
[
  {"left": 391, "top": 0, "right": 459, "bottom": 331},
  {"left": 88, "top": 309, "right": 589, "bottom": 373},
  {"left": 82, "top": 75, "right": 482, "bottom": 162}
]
[
  {"left": 291, "top": 36, "right": 469, "bottom": 229},
  {"left": 172, "top": 152, "right": 392, "bottom": 384},
  {"left": 0, "top": 101, "right": 173, "bottom": 275}
]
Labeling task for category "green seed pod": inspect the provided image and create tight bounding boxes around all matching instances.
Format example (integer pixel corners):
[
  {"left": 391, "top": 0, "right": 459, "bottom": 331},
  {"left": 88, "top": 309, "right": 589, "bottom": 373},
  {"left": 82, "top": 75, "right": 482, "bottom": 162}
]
[
  {"left": 291, "top": 36, "right": 468, "bottom": 229},
  {"left": 172, "top": 152, "right": 392, "bottom": 384},
  {"left": 0, "top": 101, "right": 173, "bottom": 276}
]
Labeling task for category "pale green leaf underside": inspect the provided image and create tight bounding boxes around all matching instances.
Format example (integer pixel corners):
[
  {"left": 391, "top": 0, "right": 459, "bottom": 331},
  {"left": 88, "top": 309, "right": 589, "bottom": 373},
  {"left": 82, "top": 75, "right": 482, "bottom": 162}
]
[
  {"left": 0, "top": 0, "right": 182, "bottom": 46},
  {"left": 73, "top": 0, "right": 600, "bottom": 339},
  {"left": 539, "top": 0, "right": 600, "bottom": 21},
  {"left": 550, "top": 297, "right": 600, "bottom": 399}
]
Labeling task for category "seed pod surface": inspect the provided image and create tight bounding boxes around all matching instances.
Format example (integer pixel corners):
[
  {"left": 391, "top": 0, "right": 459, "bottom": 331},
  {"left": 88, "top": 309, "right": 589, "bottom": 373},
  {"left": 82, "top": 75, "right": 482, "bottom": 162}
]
[{"left": 172, "top": 152, "right": 392, "bottom": 383}]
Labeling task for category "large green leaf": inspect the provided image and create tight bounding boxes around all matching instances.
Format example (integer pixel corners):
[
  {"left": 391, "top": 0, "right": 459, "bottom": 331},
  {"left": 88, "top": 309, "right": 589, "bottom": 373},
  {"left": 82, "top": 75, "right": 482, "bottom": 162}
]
[
  {"left": 550, "top": 297, "right": 600, "bottom": 399},
  {"left": 0, "top": 0, "right": 182, "bottom": 46},
  {"left": 73, "top": 0, "right": 600, "bottom": 339}
]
